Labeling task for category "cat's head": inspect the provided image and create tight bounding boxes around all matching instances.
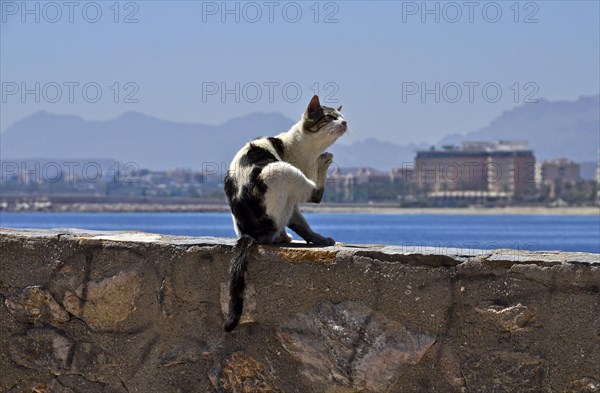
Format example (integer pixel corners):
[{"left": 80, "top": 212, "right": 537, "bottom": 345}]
[{"left": 301, "top": 95, "right": 347, "bottom": 143}]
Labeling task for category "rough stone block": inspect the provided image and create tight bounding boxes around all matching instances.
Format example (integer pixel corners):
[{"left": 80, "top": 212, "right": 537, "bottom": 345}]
[
  {"left": 277, "top": 300, "right": 436, "bottom": 392},
  {"left": 62, "top": 271, "right": 141, "bottom": 331},
  {"left": 5, "top": 286, "right": 70, "bottom": 326}
]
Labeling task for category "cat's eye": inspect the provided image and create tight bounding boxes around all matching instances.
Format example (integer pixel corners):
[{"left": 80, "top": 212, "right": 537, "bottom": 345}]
[{"left": 326, "top": 115, "right": 337, "bottom": 121}]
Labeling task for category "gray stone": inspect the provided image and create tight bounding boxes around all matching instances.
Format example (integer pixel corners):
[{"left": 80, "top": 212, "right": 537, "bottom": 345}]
[
  {"left": 153, "top": 340, "right": 221, "bottom": 368},
  {"left": 7, "top": 327, "right": 113, "bottom": 382},
  {"left": 487, "top": 249, "right": 600, "bottom": 265},
  {"left": 462, "top": 352, "right": 549, "bottom": 392},
  {"left": 5, "top": 286, "right": 70, "bottom": 326},
  {"left": 277, "top": 301, "right": 436, "bottom": 392},
  {"left": 9, "top": 328, "right": 74, "bottom": 375},
  {"left": 154, "top": 343, "right": 200, "bottom": 367},
  {"left": 71, "top": 342, "right": 114, "bottom": 382}
]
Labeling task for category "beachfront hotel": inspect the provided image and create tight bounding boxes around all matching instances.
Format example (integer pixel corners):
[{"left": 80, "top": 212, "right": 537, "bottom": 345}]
[{"left": 415, "top": 141, "right": 537, "bottom": 203}]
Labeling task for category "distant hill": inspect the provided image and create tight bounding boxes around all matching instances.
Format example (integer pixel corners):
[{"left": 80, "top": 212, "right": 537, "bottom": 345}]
[
  {"left": 0, "top": 111, "right": 294, "bottom": 170},
  {"left": 330, "top": 138, "right": 428, "bottom": 171},
  {"left": 439, "top": 95, "right": 599, "bottom": 162},
  {"left": 1, "top": 95, "right": 598, "bottom": 171},
  {"left": 0, "top": 110, "right": 426, "bottom": 171}
]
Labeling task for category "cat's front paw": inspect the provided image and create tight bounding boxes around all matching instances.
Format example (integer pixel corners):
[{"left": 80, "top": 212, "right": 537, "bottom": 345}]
[
  {"left": 318, "top": 152, "right": 333, "bottom": 170},
  {"left": 311, "top": 236, "right": 336, "bottom": 247},
  {"left": 321, "top": 237, "right": 336, "bottom": 246}
]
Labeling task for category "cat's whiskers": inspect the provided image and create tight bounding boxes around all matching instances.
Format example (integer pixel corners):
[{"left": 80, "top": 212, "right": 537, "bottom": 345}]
[{"left": 343, "top": 128, "right": 355, "bottom": 142}]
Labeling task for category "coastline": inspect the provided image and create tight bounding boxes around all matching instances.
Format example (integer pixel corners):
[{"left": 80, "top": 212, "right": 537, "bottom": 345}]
[
  {"left": 300, "top": 205, "right": 600, "bottom": 216},
  {"left": 1, "top": 203, "right": 598, "bottom": 216}
]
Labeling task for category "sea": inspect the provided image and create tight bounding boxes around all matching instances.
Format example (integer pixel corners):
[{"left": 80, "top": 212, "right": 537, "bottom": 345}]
[{"left": 1, "top": 212, "right": 599, "bottom": 254}]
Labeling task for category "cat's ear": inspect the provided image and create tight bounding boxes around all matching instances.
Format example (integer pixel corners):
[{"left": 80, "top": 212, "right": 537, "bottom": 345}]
[
  {"left": 307, "top": 95, "right": 321, "bottom": 114},
  {"left": 337, "top": 105, "right": 343, "bottom": 112}
]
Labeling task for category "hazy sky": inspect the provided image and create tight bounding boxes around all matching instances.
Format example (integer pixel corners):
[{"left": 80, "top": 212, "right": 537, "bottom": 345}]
[{"left": 1, "top": 0, "right": 599, "bottom": 145}]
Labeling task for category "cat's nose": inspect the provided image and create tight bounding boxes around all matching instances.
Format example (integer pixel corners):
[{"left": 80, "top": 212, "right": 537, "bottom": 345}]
[{"left": 342, "top": 120, "right": 347, "bottom": 125}]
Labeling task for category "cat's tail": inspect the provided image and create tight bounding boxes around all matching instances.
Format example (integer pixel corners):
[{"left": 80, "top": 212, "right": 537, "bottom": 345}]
[{"left": 224, "top": 234, "right": 256, "bottom": 332}]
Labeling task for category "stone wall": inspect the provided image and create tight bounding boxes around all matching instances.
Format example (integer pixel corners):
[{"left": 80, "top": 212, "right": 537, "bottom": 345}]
[{"left": 0, "top": 228, "right": 598, "bottom": 393}]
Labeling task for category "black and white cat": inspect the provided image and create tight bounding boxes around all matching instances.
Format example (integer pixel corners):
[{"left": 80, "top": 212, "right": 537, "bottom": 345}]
[{"left": 223, "top": 95, "right": 347, "bottom": 331}]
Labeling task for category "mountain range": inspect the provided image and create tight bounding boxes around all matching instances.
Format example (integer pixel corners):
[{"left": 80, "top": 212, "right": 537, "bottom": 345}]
[
  {"left": 1, "top": 95, "right": 598, "bottom": 172},
  {"left": 439, "top": 95, "right": 599, "bottom": 161}
]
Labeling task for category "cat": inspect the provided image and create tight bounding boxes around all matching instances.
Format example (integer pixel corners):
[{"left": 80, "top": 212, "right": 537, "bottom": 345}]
[{"left": 223, "top": 95, "right": 347, "bottom": 332}]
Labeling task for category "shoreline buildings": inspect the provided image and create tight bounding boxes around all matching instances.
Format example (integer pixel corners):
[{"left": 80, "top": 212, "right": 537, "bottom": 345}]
[
  {"left": 2, "top": 141, "right": 596, "bottom": 208},
  {"left": 414, "top": 141, "right": 537, "bottom": 204}
]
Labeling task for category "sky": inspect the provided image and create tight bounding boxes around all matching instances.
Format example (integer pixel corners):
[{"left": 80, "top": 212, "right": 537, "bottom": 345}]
[{"left": 1, "top": 0, "right": 599, "bottom": 146}]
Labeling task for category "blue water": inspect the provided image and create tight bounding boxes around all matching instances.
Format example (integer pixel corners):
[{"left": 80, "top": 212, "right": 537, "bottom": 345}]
[{"left": 1, "top": 212, "right": 599, "bottom": 254}]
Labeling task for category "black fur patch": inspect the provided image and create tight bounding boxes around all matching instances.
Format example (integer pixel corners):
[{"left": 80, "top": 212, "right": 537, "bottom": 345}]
[
  {"left": 267, "top": 137, "right": 285, "bottom": 158},
  {"left": 224, "top": 138, "right": 282, "bottom": 241},
  {"left": 239, "top": 143, "right": 278, "bottom": 167},
  {"left": 231, "top": 183, "right": 276, "bottom": 240},
  {"left": 225, "top": 166, "right": 276, "bottom": 240},
  {"left": 249, "top": 167, "right": 268, "bottom": 194},
  {"left": 224, "top": 234, "right": 255, "bottom": 332},
  {"left": 310, "top": 187, "right": 325, "bottom": 203},
  {"left": 224, "top": 172, "right": 237, "bottom": 204}
]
